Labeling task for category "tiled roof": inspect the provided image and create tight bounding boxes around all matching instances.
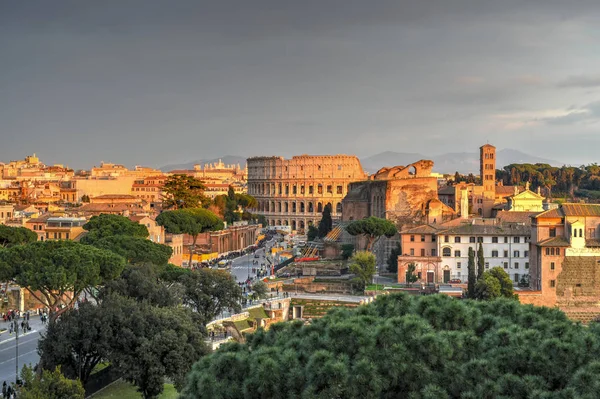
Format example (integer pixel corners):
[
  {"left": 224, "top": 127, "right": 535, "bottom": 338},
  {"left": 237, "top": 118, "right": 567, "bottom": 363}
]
[
  {"left": 439, "top": 222, "right": 531, "bottom": 236},
  {"left": 92, "top": 194, "right": 137, "bottom": 199},
  {"left": 586, "top": 239, "right": 600, "bottom": 248},
  {"left": 26, "top": 214, "right": 52, "bottom": 223},
  {"left": 561, "top": 203, "right": 600, "bottom": 217},
  {"left": 537, "top": 237, "right": 570, "bottom": 247},
  {"left": 495, "top": 186, "right": 521, "bottom": 195},
  {"left": 496, "top": 211, "right": 540, "bottom": 225},
  {"left": 401, "top": 224, "right": 442, "bottom": 235},
  {"left": 535, "top": 208, "right": 564, "bottom": 218}
]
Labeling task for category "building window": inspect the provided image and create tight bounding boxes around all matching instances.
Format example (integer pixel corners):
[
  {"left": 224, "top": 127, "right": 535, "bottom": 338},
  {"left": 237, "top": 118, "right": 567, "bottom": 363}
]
[
  {"left": 418, "top": 272, "right": 422, "bottom": 279},
  {"left": 317, "top": 185, "right": 323, "bottom": 194},
  {"left": 545, "top": 248, "right": 550, "bottom": 256},
  {"left": 549, "top": 228, "right": 556, "bottom": 237},
  {"left": 300, "top": 185, "right": 305, "bottom": 194},
  {"left": 410, "top": 248, "right": 414, "bottom": 256},
  {"left": 491, "top": 250, "right": 498, "bottom": 257},
  {"left": 285, "top": 185, "right": 289, "bottom": 195},
  {"left": 550, "top": 248, "right": 555, "bottom": 256},
  {"left": 442, "top": 247, "right": 451, "bottom": 257},
  {"left": 550, "top": 280, "right": 556, "bottom": 288},
  {"left": 477, "top": 237, "right": 483, "bottom": 243},
  {"left": 432, "top": 235, "right": 436, "bottom": 242},
  {"left": 514, "top": 262, "right": 519, "bottom": 269},
  {"left": 454, "top": 250, "right": 461, "bottom": 257},
  {"left": 525, "top": 262, "right": 529, "bottom": 269},
  {"left": 504, "top": 237, "right": 508, "bottom": 243},
  {"left": 492, "top": 237, "right": 498, "bottom": 243},
  {"left": 431, "top": 249, "right": 437, "bottom": 257},
  {"left": 292, "top": 185, "right": 297, "bottom": 195},
  {"left": 454, "top": 237, "right": 461, "bottom": 243},
  {"left": 444, "top": 235, "right": 449, "bottom": 243},
  {"left": 524, "top": 250, "right": 529, "bottom": 258},
  {"left": 309, "top": 186, "right": 314, "bottom": 194},
  {"left": 503, "top": 262, "right": 508, "bottom": 269},
  {"left": 550, "top": 262, "right": 555, "bottom": 270},
  {"left": 504, "top": 250, "right": 508, "bottom": 258},
  {"left": 514, "top": 251, "right": 520, "bottom": 258},
  {"left": 420, "top": 249, "right": 425, "bottom": 257},
  {"left": 410, "top": 235, "right": 415, "bottom": 242},
  {"left": 556, "top": 248, "right": 560, "bottom": 256},
  {"left": 327, "top": 185, "right": 333, "bottom": 194},
  {"left": 457, "top": 262, "right": 462, "bottom": 269},
  {"left": 514, "top": 273, "right": 520, "bottom": 283},
  {"left": 421, "top": 235, "right": 425, "bottom": 242},
  {"left": 485, "top": 262, "right": 489, "bottom": 269},
  {"left": 469, "top": 236, "right": 476, "bottom": 243},
  {"left": 336, "top": 185, "right": 343, "bottom": 194},
  {"left": 514, "top": 237, "right": 520, "bottom": 243}
]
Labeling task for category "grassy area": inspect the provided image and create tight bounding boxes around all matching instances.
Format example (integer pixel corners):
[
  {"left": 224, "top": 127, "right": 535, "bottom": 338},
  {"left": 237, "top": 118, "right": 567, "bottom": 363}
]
[
  {"left": 365, "top": 284, "right": 404, "bottom": 291},
  {"left": 91, "top": 380, "right": 178, "bottom": 399},
  {"left": 90, "top": 362, "right": 110, "bottom": 375}
]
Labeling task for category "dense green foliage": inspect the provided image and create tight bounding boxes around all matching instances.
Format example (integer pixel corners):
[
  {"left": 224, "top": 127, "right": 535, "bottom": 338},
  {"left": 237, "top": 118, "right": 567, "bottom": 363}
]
[
  {"left": 156, "top": 208, "right": 224, "bottom": 266},
  {"left": 496, "top": 163, "right": 600, "bottom": 198},
  {"left": 0, "top": 240, "right": 125, "bottom": 321},
  {"left": 213, "top": 186, "right": 258, "bottom": 224},
  {"left": 89, "top": 236, "right": 173, "bottom": 266},
  {"left": 81, "top": 214, "right": 149, "bottom": 243},
  {"left": 474, "top": 267, "right": 516, "bottom": 301},
  {"left": 341, "top": 243, "right": 355, "bottom": 260},
  {"left": 346, "top": 217, "right": 397, "bottom": 251},
  {"left": 467, "top": 247, "right": 476, "bottom": 298},
  {"left": 405, "top": 262, "right": 418, "bottom": 287},
  {"left": 181, "top": 293, "right": 600, "bottom": 399},
  {"left": 349, "top": 251, "right": 376, "bottom": 289},
  {"left": 387, "top": 242, "right": 401, "bottom": 273},
  {"left": 177, "top": 268, "right": 242, "bottom": 324},
  {"left": 18, "top": 365, "right": 84, "bottom": 399},
  {"left": 307, "top": 225, "right": 319, "bottom": 242},
  {"left": 0, "top": 224, "right": 37, "bottom": 247},
  {"left": 162, "top": 174, "right": 211, "bottom": 209},
  {"left": 317, "top": 204, "right": 333, "bottom": 238},
  {"left": 251, "top": 280, "right": 268, "bottom": 300},
  {"left": 477, "top": 243, "right": 485, "bottom": 281},
  {"left": 40, "top": 294, "right": 208, "bottom": 399}
]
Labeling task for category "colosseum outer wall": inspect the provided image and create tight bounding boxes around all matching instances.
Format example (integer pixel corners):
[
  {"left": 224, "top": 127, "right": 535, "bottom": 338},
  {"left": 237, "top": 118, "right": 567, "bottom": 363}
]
[{"left": 247, "top": 155, "right": 368, "bottom": 232}]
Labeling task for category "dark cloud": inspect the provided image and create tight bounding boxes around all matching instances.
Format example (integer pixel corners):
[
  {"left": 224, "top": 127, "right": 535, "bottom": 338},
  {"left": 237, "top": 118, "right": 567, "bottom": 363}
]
[{"left": 1, "top": 1, "right": 600, "bottom": 168}]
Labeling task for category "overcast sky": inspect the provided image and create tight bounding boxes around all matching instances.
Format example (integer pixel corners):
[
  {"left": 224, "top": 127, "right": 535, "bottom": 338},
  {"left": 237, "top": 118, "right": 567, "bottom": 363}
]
[{"left": 2, "top": 1, "right": 600, "bottom": 169}]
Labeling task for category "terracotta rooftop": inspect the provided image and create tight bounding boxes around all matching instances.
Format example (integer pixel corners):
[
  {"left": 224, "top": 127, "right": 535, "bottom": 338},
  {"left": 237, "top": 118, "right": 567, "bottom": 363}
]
[
  {"left": 92, "top": 194, "right": 137, "bottom": 199},
  {"left": 495, "top": 186, "right": 521, "bottom": 196},
  {"left": 537, "top": 237, "right": 570, "bottom": 247},
  {"left": 26, "top": 214, "right": 52, "bottom": 223},
  {"left": 401, "top": 224, "right": 443, "bottom": 235},
  {"left": 535, "top": 208, "right": 563, "bottom": 218},
  {"left": 496, "top": 211, "right": 540, "bottom": 225},
  {"left": 438, "top": 222, "right": 531, "bottom": 236},
  {"left": 562, "top": 203, "right": 600, "bottom": 217}
]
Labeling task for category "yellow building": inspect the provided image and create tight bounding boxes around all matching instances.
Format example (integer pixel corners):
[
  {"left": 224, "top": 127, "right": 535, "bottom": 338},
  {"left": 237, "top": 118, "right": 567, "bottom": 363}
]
[{"left": 505, "top": 183, "right": 545, "bottom": 212}]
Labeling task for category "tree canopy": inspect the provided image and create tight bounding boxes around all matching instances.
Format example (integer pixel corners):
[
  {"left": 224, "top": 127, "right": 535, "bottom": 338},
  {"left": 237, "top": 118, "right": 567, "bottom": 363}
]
[
  {"left": 349, "top": 251, "right": 376, "bottom": 289},
  {"left": 178, "top": 268, "right": 242, "bottom": 325},
  {"left": 18, "top": 365, "right": 84, "bottom": 399},
  {"left": 213, "top": 187, "right": 259, "bottom": 225},
  {"left": 156, "top": 208, "right": 223, "bottom": 267},
  {"left": 162, "top": 174, "right": 211, "bottom": 209},
  {"left": 317, "top": 203, "right": 333, "bottom": 238},
  {"left": 0, "top": 225, "right": 37, "bottom": 248},
  {"left": 89, "top": 236, "right": 172, "bottom": 266},
  {"left": 467, "top": 247, "right": 476, "bottom": 298},
  {"left": 0, "top": 241, "right": 125, "bottom": 321},
  {"left": 346, "top": 217, "right": 397, "bottom": 251},
  {"left": 181, "top": 293, "right": 600, "bottom": 399},
  {"left": 81, "top": 214, "right": 149, "bottom": 244},
  {"left": 474, "top": 267, "right": 516, "bottom": 300}
]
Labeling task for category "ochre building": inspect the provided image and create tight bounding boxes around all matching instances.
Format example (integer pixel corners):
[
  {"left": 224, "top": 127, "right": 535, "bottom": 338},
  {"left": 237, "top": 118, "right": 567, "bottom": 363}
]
[{"left": 247, "top": 155, "right": 367, "bottom": 232}]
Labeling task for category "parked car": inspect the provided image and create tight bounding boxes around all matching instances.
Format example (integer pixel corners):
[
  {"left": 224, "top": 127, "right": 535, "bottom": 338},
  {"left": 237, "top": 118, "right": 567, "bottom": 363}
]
[{"left": 448, "top": 279, "right": 462, "bottom": 284}]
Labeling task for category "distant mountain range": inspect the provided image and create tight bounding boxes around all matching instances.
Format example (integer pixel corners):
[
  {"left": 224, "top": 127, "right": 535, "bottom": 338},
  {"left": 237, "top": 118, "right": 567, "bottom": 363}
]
[
  {"left": 160, "top": 156, "right": 247, "bottom": 172},
  {"left": 360, "top": 149, "right": 562, "bottom": 175},
  {"left": 160, "top": 149, "right": 561, "bottom": 175}
]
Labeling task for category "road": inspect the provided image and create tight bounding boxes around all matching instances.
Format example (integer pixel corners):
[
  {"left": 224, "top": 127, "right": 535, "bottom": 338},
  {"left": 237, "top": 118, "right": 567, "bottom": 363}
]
[
  {"left": 227, "top": 238, "right": 276, "bottom": 284},
  {"left": 0, "top": 316, "right": 46, "bottom": 384}
]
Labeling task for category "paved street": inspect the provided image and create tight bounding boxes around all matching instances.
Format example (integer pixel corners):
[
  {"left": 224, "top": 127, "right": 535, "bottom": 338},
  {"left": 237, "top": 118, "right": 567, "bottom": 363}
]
[
  {"left": 0, "top": 316, "right": 46, "bottom": 384},
  {"left": 228, "top": 238, "right": 276, "bottom": 284}
]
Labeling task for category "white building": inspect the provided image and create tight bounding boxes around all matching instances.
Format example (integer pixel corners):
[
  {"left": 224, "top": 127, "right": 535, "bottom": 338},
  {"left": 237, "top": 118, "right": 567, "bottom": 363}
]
[{"left": 437, "top": 220, "right": 531, "bottom": 284}]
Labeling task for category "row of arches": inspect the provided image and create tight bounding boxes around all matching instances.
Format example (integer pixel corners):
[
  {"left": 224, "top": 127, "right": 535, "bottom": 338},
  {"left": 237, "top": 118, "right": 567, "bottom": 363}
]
[
  {"left": 268, "top": 219, "right": 319, "bottom": 232},
  {"left": 248, "top": 182, "right": 350, "bottom": 197},
  {"left": 255, "top": 200, "right": 343, "bottom": 214}
]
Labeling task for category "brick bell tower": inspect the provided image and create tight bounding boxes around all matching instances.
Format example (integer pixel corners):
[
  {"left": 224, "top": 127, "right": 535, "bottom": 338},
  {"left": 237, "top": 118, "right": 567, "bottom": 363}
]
[{"left": 480, "top": 144, "right": 496, "bottom": 217}]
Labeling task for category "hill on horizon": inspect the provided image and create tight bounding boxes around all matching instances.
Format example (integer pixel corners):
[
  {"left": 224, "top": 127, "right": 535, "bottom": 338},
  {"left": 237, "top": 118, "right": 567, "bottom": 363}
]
[{"left": 360, "top": 148, "right": 562, "bottom": 174}]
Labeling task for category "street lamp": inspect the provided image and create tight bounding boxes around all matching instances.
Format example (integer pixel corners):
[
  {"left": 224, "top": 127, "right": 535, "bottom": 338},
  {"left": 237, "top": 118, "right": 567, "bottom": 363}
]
[{"left": 13, "top": 318, "right": 19, "bottom": 384}]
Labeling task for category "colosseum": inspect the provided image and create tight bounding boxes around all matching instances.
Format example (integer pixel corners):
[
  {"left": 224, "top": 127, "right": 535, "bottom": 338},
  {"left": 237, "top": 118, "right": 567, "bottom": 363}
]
[{"left": 247, "top": 155, "right": 368, "bottom": 232}]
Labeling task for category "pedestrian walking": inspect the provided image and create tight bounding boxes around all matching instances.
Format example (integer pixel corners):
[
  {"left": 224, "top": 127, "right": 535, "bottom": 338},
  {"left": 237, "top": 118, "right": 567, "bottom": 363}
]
[{"left": 3, "top": 380, "right": 7, "bottom": 398}]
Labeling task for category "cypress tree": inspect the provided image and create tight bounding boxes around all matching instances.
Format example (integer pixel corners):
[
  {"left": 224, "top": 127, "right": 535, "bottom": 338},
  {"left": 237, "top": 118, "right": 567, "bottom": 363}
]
[
  {"left": 477, "top": 242, "right": 485, "bottom": 280},
  {"left": 468, "top": 247, "right": 476, "bottom": 298}
]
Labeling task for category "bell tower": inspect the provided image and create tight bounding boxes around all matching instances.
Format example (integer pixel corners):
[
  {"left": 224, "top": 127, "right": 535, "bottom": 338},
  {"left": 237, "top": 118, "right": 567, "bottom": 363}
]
[{"left": 480, "top": 144, "right": 496, "bottom": 194}]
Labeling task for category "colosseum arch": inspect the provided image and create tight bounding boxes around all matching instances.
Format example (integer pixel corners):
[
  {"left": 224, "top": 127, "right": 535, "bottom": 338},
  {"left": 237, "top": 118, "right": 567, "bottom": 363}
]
[
  {"left": 308, "top": 202, "right": 314, "bottom": 213},
  {"left": 292, "top": 202, "right": 297, "bottom": 213},
  {"left": 336, "top": 202, "right": 342, "bottom": 213},
  {"left": 285, "top": 202, "right": 289, "bottom": 213},
  {"left": 292, "top": 220, "right": 297, "bottom": 230},
  {"left": 277, "top": 202, "right": 282, "bottom": 212},
  {"left": 317, "top": 202, "right": 323, "bottom": 213},
  {"left": 300, "top": 202, "right": 305, "bottom": 213}
]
